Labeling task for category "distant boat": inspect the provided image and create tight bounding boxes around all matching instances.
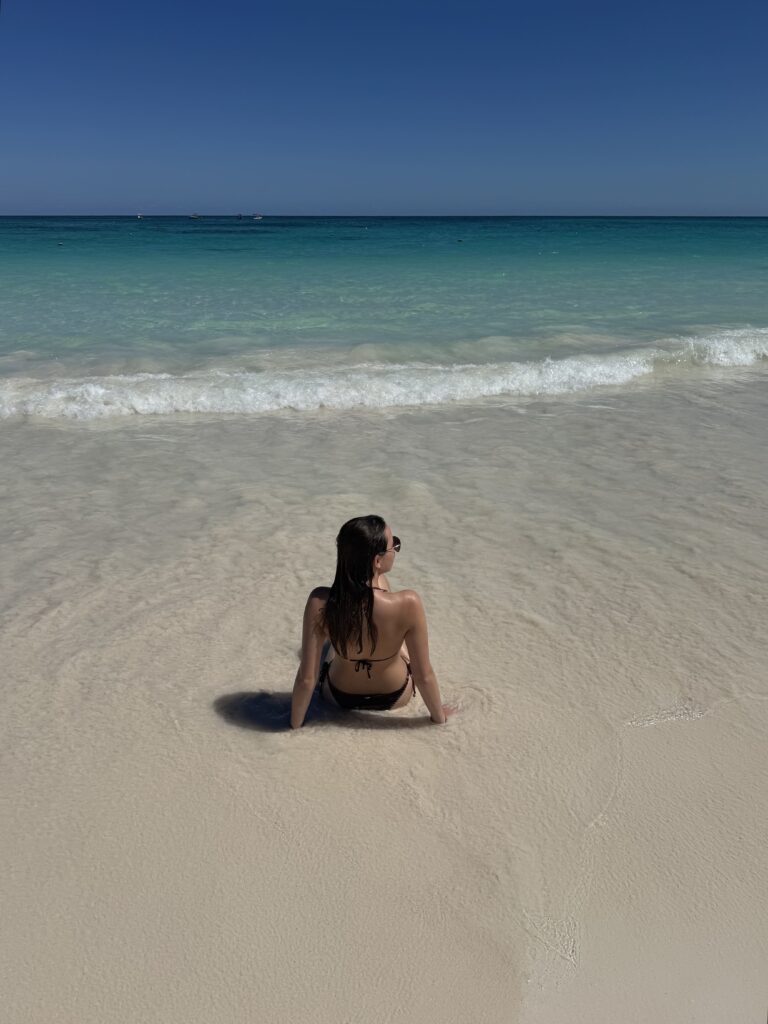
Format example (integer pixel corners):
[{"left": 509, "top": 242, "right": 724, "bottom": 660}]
[
  {"left": 252, "top": 214, "right": 263, "bottom": 220},
  {"left": 190, "top": 213, "right": 201, "bottom": 219},
  {"left": 136, "top": 214, "right": 144, "bottom": 219}
]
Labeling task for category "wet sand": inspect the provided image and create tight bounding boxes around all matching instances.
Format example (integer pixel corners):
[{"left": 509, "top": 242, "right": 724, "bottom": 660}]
[{"left": 2, "top": 372, "right": 767, "bottom": 1023}]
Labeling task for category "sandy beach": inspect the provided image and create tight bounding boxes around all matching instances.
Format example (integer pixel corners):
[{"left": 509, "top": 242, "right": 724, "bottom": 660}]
[{"left": 2, "top": 369, "right": 767, "bottom": 1022}]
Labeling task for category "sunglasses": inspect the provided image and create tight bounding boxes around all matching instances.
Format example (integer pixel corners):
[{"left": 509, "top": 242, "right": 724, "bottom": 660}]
[{"left": 382, "top": 536, "right": 401, "bottom": 554}]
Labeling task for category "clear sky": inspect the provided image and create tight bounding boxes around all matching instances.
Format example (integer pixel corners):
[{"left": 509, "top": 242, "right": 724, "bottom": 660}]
[{"left": 1, "top": 0, "right": 766, "bottom": 215}]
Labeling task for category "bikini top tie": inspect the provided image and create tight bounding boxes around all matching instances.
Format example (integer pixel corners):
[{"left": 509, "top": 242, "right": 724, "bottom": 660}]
[{"left": 344, "top": 650, "right": 401, "bottom": 678}]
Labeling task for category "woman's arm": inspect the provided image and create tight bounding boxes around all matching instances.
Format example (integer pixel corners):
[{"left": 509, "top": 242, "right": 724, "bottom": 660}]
[
  {"left": 290, "top": 588, "right": 328, "bottom": 729},
  {"left": 402, "top": 591, "right": 453, "bottom": 724}
]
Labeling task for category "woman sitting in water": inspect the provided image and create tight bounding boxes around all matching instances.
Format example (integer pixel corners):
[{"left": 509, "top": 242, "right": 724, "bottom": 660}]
[{"left": 290, "top": 515, "right": 455, "bottom": 729}]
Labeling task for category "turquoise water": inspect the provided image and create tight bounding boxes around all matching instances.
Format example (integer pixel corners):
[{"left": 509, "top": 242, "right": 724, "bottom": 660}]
[{"left": 1, "top": 216, "right": 767, "bottom": 417}]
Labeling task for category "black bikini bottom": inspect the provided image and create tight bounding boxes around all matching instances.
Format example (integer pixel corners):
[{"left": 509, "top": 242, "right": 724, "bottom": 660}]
[{"left": 320, "top": 660, "right": 414, "bottom": 711}]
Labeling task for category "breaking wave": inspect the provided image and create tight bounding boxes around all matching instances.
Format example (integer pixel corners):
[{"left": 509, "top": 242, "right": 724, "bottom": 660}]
[{"left": 1, "top": 328, "right": 766, "bottom": 420}]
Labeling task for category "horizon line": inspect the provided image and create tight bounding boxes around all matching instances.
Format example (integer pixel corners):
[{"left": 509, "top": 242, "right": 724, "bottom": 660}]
[{"left": 2, "top": 212, "right": 768, "bottom": 219}]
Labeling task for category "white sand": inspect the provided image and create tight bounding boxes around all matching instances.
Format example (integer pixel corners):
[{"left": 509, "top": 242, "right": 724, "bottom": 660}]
[{"left": 2, "top": 371, "right": 767, "bottom": 1023}]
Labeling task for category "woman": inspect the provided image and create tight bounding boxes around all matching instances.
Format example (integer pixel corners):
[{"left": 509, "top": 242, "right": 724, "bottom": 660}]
[{"left": 290, "top": 515, "right": 455, "bottom": 729}]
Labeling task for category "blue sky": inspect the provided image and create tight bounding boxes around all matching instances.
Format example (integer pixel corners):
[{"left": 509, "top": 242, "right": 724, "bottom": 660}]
[{"left": 1, "top": 0, "right": 766, "bottom": 214}]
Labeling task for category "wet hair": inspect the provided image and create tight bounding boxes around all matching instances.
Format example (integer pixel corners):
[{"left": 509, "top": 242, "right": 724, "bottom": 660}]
[{"left": 320, "top": 515, "right": 388, "bottom": 658}]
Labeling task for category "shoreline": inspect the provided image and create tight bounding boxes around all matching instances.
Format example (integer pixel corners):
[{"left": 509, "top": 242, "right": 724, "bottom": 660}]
[{"left": 1, "top": 348, "right": 766, "bottom": 422}]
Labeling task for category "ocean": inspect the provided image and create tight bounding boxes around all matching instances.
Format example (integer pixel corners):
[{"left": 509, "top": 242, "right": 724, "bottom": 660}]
[{"left": 1, "top": 215, "right": 767, "bottom": 418}]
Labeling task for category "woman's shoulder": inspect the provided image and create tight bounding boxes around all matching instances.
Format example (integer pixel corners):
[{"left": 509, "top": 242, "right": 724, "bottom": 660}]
[
  {"left": 304, "top": 588, "right": 330, "bottom": 633},
  {"left": 384, "top": 586, "right": 424, "bottom": 620},
  {"left": 307, "top": 586, "right": 331, "bottom": 605},
  {"left": 379, "top": 576, "right": 419, "bottom": 601}
]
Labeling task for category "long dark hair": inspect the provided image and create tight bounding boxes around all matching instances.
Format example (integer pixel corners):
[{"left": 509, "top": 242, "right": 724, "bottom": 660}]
[{"left": 320, "top": 515, "right": 388, "bottom": 657}]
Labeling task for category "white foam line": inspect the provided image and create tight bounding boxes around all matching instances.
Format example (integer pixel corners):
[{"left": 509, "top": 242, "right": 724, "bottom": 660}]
[{"left": 1, "top": 328, "right": 766, "bottom": 420}]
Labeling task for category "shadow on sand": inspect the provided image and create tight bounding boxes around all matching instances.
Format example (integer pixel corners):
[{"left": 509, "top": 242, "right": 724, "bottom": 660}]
[{"left": 213, "top": 689, "right": 433, "bottom": 732}]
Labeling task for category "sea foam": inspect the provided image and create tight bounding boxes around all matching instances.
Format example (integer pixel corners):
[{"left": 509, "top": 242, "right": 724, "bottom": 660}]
[{"left": 1, "top": 328, "right": 766, "bottom": 420}]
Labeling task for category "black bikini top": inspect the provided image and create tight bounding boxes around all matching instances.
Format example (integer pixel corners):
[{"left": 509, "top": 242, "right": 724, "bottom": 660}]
[
  {"left": 336, "top": 585, "right": 398, "bottom": 677},
  {"left": 338, "top": 650, "right": 401, "bottom": 678}
]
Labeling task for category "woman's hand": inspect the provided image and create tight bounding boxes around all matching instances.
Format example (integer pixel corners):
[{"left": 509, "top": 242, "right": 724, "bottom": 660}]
[{"left": 432, "top": 704, "right": 458, "bottom": 724}]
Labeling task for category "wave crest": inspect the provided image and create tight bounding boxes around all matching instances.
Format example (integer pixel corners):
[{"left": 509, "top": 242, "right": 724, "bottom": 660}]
[{"left": 1, "top": 328, "right": 766, "bottom": 420}]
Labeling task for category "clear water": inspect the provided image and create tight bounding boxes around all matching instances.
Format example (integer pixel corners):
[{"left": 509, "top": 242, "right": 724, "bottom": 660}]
[{"left": 1, "top": 216, "right": 767, "bottom": 417}]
